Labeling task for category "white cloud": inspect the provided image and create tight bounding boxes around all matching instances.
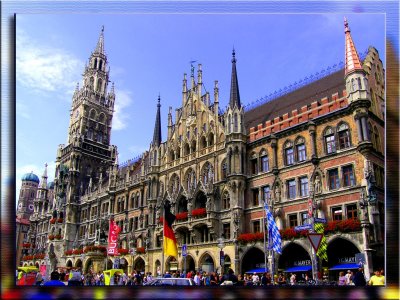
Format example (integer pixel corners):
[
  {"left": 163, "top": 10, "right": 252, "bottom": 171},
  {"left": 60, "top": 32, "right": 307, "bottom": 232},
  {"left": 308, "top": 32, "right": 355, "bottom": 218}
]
[
  {"left": 16, "top": 31, "right": 83, "bottom": 97},
  {"left": 113, "top": 89, "right": 133, "bottom": 130}
]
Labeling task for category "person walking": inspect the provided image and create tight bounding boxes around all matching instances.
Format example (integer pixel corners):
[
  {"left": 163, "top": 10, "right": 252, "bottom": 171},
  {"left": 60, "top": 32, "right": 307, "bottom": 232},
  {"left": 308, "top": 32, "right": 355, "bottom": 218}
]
[
  {"left": 290, "top": 273, "right": 296, "bottom": 285},
  {"left": 193, "top": 271, "right": 201, "bottom": 285},
  {"left": 368, "top": 269, "right": 385, "bottom": 286},
  {"left": 338, "top": 271, "right": 347, "bottom": 286},
  {"left": 251, "top": 272, "right": 260, "bottom": 286},
  {"left": 43, "top": 271, "right": 65, "bottom": 286},
  {"left": 353, "top": 268, "right": 366, "bottom": 286},
  {"left": 35, "top": 271, "right": 43, "bottom": 286}
]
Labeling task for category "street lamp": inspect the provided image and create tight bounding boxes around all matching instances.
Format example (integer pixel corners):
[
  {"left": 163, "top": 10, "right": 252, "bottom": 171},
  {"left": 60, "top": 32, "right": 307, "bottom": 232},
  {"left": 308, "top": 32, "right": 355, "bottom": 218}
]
[
  {"left": 217, "top": 237, "right": 225, "bottom": 276},
  {"left": 130, "top": 248, "right": 136, "bottom": 274}
]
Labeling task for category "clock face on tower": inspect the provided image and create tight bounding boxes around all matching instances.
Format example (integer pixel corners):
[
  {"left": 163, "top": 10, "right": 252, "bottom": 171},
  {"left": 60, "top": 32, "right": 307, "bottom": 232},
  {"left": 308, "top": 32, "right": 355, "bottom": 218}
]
[{"left": 28, "top": 204, "right": 34, "bottom": 211}]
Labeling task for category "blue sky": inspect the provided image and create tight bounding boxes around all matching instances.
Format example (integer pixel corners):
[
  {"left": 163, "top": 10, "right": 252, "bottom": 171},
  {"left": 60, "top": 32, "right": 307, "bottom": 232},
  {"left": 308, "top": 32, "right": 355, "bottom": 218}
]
[{"left": 16, "top": 13, "right": 385, "bottom": 200}]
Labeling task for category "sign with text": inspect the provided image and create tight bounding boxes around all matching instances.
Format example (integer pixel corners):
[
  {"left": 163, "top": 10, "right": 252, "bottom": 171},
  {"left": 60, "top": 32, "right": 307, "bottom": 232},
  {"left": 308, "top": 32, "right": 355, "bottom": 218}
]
[
  {"left": 308, "top": 198, "right": 313, "bottom": 217},
  {"left": 294, "top": 224, "right": 312, "bottom": 231},
  {"left": 308, "top": 233, "right": 323, "bottom": 252},
  {"left": 314, "top": 218, "right": 327, "bottom": 224},
  {"left": 182, "top": 244, "right": 187, "bottom": 257}
]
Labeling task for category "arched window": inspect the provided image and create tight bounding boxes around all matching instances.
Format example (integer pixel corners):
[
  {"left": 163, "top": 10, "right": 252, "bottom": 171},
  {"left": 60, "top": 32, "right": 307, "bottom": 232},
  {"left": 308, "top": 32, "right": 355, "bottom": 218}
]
[
  {"left": 200, "top": 136, "right": 207, "bottom": 149},
  {"left": 169, "top": 149, "right": 175, "bottom": 161},
  {"left": 97, "top": 131, "right": 103, "bottom": 143},
  {"left": 337, "top": 123, "right": 351, "bottom": 149},
  {"left": 222, "top": 191, "right": 230, "bottom": 210},
  {"left": 284, "top": 141, "right": 294, "bottom": 165},
  {"left": 351, "top": 78, "right": 357, "bottom": 91},
  {"left": 324, "top": 127, "right": 336, "bottom": 154},
  {"left": 153, "top": 150, "right": 157, "bottom": 165},
  {"left": 97, "top": 78, "right": 103, "bottom": 93},
  {"left": 221, "top": 159, "right": 227, "bottom": 180},
  {"left": 191, "top": 140, "right": 196, "bottom": 153},
  {"left": 98, "top": 60, "right": 103, "bottom": 70},
  {"left": 295, "top": 137, "right": 306, "bottom": 162},
  {"left": 176, "top": 147, "right": 181, "bottom": 159},
  {"left": 202, "top": 162, "right": 214, "bottom": 186},
  {"left": 93, "top": 58, "right": 97, "bottom": 69},
  {"left": 373, "top": 126, "right": 381, "bottom": 153},
  {"left": 234, "top": 113, "right": 238, "bottom": 132},
  {"left": 87, "top": 128, "right": 94, "bottom": 140},
  {"left": 227, "top": 114, "right": 231, "bottom": 133},
  {"left": 89, "top": 77, "right": 94, "bottom": 87},
  {"left": 357, "top": 77, "right": 362, "bottom": 89},
  {"left": 184, "top": 143, "right": 190, "bottom": 156},
  {"left": 208, "top": 132, "right": 214, "bottom": 146},
  {"left": 260, "top": 150, "right": 269, "bottom": 172},
  {"left": 263, "top": 186, "right": 270, "bottom": 202}
]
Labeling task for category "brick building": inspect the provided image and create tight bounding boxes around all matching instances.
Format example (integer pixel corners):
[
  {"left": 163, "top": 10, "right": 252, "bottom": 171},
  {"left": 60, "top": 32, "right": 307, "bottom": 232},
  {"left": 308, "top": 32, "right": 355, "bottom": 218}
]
[{"left": 20, "top": 19, "right": 384, "bottom": 281}]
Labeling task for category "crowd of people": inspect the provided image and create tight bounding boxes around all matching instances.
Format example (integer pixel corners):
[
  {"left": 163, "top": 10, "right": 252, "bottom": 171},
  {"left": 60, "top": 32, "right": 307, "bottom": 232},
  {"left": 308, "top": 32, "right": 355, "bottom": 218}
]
[{"left": 18, "top": 266, "right": 385, "bottom": 286}]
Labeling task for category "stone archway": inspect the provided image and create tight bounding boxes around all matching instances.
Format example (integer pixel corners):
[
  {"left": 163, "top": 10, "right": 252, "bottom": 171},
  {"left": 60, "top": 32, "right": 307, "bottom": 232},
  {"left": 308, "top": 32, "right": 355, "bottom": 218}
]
[
  {"left": 182, "top": 254, "right": 195, "bottom": 274},
  {"left": 165, "top": 256, "right": 178, "bottom": 273},
  {"left": 326, "top": 237, "right": 363, "bottom": 281},
  {"left": 133, "top": 256, "right": 145, "bottom": 273},
  {"left": 155, "top": 260, "right": 161, "bottom": 277},
  {"left": 194, "top": 191, "right": 207, "bottom": 209},
  {"left": 241, "top": 247, "right": 266, "bottom": 274},
  {"left": 106, "top": 258, "right": 113, "bottom": 270},
  {"left": 199, "top": 253, "right": 215, "bottom": 273},
  {"left": 278, "top": 242, "right": 312, "bottom": 276},
  {"left": 75, "top": 259, "right": 83, "bottom": 269},
  {"left": 66, "top": 260, "right": 73, "bottom": 269}
]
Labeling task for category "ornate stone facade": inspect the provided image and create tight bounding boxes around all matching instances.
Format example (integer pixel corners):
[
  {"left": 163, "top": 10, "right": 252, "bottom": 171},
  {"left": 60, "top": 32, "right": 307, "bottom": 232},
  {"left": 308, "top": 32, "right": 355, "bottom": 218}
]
[{"left": 20, "top": 21, "right": 384, "bottom": 281}]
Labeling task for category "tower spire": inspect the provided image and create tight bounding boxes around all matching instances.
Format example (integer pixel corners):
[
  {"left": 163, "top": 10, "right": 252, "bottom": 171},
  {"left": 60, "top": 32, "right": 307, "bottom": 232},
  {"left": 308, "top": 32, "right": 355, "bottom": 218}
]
[
  {"left": 344, "top": 17, "right": 363, "bottom": 76},
  {"left": 39, "top": 163, "right": 48, "bottom": 189},
  {"left": 94, "top": 25, "right": 105, "bottom": 55},
  {"left": 229, "top": 48, "right": 241, "bottom": 109},
  {"left": 152, "top": 95, "right": 162, "bottom": 147}
]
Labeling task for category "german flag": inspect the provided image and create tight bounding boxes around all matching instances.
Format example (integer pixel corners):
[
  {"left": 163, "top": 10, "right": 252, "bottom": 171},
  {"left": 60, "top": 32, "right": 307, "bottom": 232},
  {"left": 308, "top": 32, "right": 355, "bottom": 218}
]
[{"left": 163, "top": 201, "right": 178, "bottom": 258}]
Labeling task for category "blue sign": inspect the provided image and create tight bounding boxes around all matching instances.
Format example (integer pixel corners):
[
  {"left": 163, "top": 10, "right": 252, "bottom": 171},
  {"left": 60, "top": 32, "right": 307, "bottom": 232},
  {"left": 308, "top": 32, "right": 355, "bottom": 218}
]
[
  {"left": 315, "top": 218, "right": 327, "bottom": 224},
  {"left": 182, "top": 244, "right": 187, "bottom": 257},
  {"left": 294, "top": 224, "right": 312, "bottom": 231}
]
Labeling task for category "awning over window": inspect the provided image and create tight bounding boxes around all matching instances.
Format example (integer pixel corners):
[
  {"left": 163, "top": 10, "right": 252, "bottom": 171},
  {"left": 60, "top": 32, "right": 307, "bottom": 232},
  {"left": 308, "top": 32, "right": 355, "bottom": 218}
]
[
  {"left": 245, "top": 268, "right": 268, "bottom": 274},
  {"left": 283, "top": 266, "right": 312, "bottom": 273},
  {"left": 328, "top": 263, "right": 360, "bottom": 271}
]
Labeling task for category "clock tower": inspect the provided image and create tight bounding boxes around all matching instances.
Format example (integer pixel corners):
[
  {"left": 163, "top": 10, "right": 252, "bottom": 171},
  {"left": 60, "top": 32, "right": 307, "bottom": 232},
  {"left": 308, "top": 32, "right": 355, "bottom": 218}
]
[{"left": 53, "top": 26, "right": 117, "bottom": 255}]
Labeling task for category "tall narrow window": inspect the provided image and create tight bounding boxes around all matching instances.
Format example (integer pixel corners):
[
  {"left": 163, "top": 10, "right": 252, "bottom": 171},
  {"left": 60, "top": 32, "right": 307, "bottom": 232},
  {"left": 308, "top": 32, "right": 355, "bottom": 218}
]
[
  {"left": 287, "top": 179, "right": 296, "bottom": 199},
  {"left": 252, "top": 189, "right": 259, "bottom": 206},
  {"left": 338, "top": 123, "right": 351, "bottom": 149},
  {"left": 223, "top": 223, "right": 231, "bottom": 240},
  {"left": 284, "top": 141, "right": 294, "bottom": 165},
  {"left": 300, "top": 212, "right": 308, "bottom": 225},
  {"left": 221, "top": 160, "right": 227, "bottom": 180},
  {"left": 324, "top": 128, "right": 336, "bottom": 154},
  {"left": 289, "top": 214, "right": 298, "bottom": 227},
  {"left": 260, "top": 154, "right": 269, "bottom": 172},
  {"left": 263, "top": 186, "right": 271, "bottom": 202},
  {"left": 222, "top": 192, "right": 230, "bottom": 210},
  {"left": 296, "top": 143, "right": 306, "bottom": 162},
  {"left": 346, "top": 204, "right": 358, "bottom": 219},
  {"left": 250, "top": 156, "right": 258, "bottom": 175},
  {"left": 234, "top": 113, "right": 238, "bottom": 132},
  {"left": 342, "top": 165, "right": 355, "bottom": 187},
  {"left": 299, "top": 177, "right": 309, "bottom": 197},
  {"left": 328, "top": 169, "right": 340, "bottom": 190},
  {"left": 253, "top": 220, "right": 261, "bottom": 233}
]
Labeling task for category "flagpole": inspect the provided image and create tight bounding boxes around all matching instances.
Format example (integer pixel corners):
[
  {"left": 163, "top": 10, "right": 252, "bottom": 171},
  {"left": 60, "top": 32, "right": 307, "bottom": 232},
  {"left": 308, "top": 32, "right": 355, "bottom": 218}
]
[
  {"left": 161, "top": 202, "right": 165, "bottom": 277},
  {"left": 263, "top": 198, "right": 267, "bottom": 274},
  {"left": 269, "top": 194, "right": 275, "bottom": 284}
]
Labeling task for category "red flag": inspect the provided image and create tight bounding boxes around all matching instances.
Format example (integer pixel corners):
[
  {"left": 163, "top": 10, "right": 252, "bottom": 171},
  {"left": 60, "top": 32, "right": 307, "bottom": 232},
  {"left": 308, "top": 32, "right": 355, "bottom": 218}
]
[{"left": 107, "top": 219, "right": 121, "bottom": 255}]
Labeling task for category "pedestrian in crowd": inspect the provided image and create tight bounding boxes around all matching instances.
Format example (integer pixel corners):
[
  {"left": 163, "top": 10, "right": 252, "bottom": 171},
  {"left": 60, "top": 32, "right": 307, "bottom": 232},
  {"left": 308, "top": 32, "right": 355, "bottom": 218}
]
[
  {"left": 353, "top": 267, "right": 366, "bottom": 286},
  {"left": 164, "top": 271, "right": 172, "bottom": 278},
  {"left": 266, "top": 272, "right": 272, "bottom": 285},
  {"left": 221, "top": 268, "right": 238, "bottom": 285},
  {"left": 277, "top": 273, "right": 286, "bottom": 285},
  {"left": 194, "top": 271, "right": 201, "bottom": 285},
  {"left": 251, "top": 272, "right": 260, "bottom": 286},
  {"left": 146, "top": 272, "right": 153, "bottom": 282},
  {"left": 338, "top": 271, "right": 347, "bottom": 286},
  {"left": 236, "top": 274, "right": 244, "bottom": 286},
  {"left": 68, "top": 270, "right": 83, "bottom": 286},
  {"left": 35, "top": 271, "right": 43, "bottom": 286},
  {"left": 43, "top": 271, "right": 65, "bottom": 286},
  {"left": 290, "top": 273, "right": 296, "bottom": 285},
  {"left": 210, "top": 272, "right": 219, "bottom": 285},
  {"left": 260, "top": 272, "right": 267, "bottom": 286},
  {"left": 345, "top": 270, "right": 352, "bottom": 285},
  {"left": 368, "top": 269, "right": 385, "bottom": 286}
]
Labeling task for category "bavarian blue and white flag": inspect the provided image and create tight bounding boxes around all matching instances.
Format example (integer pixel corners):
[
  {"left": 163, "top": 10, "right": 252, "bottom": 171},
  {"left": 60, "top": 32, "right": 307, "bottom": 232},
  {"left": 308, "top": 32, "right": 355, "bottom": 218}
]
[{"left": 265, "top": 202, "right": 282, "bottom": 255}]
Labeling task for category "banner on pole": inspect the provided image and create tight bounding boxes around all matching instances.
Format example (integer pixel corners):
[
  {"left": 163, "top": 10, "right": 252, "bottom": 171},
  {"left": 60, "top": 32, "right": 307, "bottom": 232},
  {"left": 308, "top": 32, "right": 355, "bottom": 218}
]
[{"left": 107, "top": 219, "right": 121, "bottom": 255}]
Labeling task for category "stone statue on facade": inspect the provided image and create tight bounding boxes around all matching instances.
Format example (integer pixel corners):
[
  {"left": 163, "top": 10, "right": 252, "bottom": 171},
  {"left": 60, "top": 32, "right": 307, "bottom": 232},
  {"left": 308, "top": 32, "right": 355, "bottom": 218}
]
[{"left": 314, "top": 174, "right": 322, "bottom": 194}]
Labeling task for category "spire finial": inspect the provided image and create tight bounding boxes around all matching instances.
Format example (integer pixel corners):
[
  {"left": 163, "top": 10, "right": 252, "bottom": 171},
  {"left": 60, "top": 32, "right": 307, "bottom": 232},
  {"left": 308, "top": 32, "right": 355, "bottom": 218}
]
[
  {"left": 95, "top": 25, "right": 105, "bottom": 55},
  {"left": 232, "top": 46, "right": 236, "bottom": 63},
  {"left": 158, "top": 94, "right": 161, "bottom": 106},
  {"left": 152, "top": 95, "right": 162, "bottom": 147},
  {"left": 229, "top": 48, "right": 241, "bottom": 109},
  {"left": 344, "top": 17, "right": 350, "bottom": 33}
]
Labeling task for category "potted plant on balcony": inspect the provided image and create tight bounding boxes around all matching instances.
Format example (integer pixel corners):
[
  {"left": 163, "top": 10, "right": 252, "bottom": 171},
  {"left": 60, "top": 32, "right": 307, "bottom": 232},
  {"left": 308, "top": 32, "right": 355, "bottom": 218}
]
[
  {"left": 55, "top": 234, "right": 62, "bottom": 240},
  {"left": 136, "top": 247, "right": 145, "bottom": 254},
  {"left": 118, "top": 248, "right": 129, "bottom": 255},
  {"left": 191, "top": 208, "right": 207, "bottom": 218},
  {"left": 48, "top": 234, "right": 55, "bottom": 240}
]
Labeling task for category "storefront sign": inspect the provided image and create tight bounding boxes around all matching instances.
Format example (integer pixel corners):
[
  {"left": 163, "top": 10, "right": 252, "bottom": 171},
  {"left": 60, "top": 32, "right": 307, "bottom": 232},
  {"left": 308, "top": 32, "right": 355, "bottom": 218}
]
[
  {"left": 338, "top": 257, "right": 356, "bottom": 263},
  {"left": 294, "top": 260, "right": 311, "bottom": 266}
]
